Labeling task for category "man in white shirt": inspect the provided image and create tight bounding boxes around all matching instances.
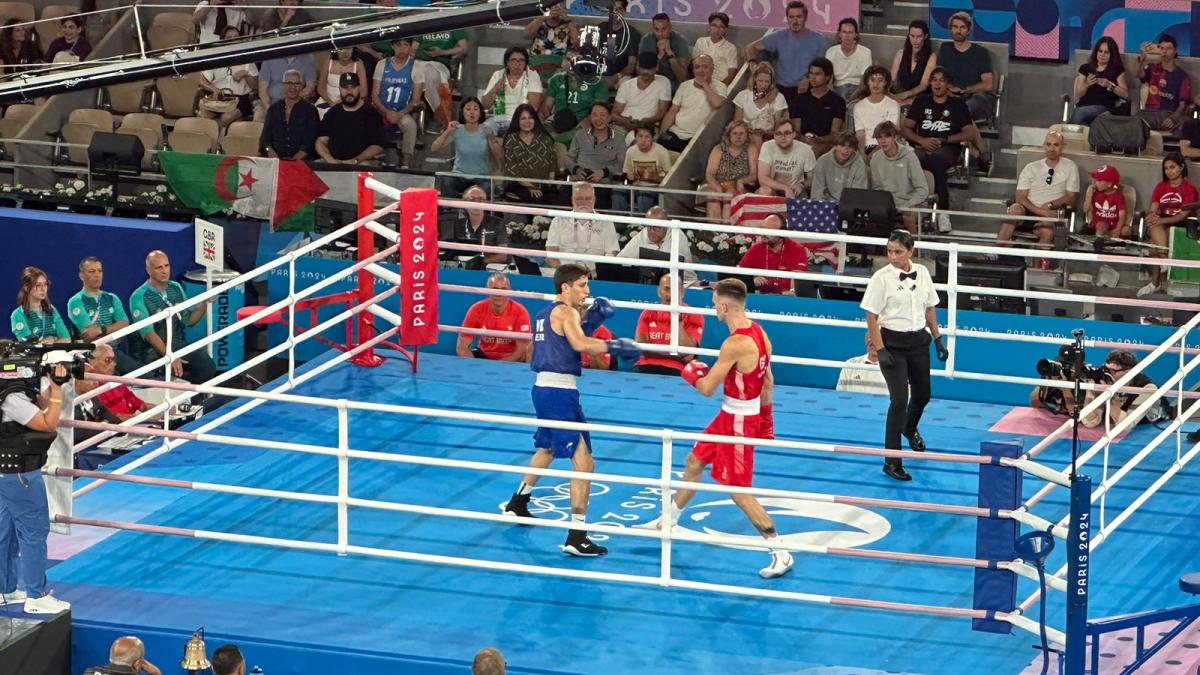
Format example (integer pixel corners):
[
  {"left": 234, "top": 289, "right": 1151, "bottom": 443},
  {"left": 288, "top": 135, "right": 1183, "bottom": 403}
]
[
  {"left": 852, "top": 66, "right": 901, "bottom": 154},
  {"left": 826, "top": 17, "right": 872, "bottom": 102},
  {"left": 545, "top": 182, "right": 620, "bottom": 274},
  {"left": 657, "top": 54, "right": 729, "bottom": 152},
  {"left": 756, "top": 119, "right": 817, "bottom": 198},
  {"left": 193, "top": 0, "right": 249, "bottom": 44},
  {"left": 693, "top": 12, "right": 739, "bottom": 86},
  {"left": 617, "top": 205, "right": 697, "bottom": 282},
  {"left": 612, "top": 53, "right": 672, "bottom": 140},
  {"left": 996, "top": 131, "right": 1079, "bottom": 252}
]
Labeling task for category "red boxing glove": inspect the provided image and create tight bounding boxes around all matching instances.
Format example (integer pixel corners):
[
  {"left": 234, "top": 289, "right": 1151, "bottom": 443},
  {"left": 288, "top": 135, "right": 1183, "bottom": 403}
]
[
  {"left": 758, "top": 404, "right": 774, "bottom": 440},
  {"left": 681, "top": 360, "right": 710, "bottom": 387}
]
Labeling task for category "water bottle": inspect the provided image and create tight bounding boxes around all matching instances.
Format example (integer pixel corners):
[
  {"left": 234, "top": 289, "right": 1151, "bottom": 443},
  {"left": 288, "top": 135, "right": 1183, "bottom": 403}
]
[{"left": 494, "top": 87, "right": 505, "bottom": 117}]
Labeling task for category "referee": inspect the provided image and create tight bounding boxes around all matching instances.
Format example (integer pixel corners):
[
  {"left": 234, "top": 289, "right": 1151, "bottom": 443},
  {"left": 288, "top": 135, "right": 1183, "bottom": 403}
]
[{"left": 860, "top": 230, "right": 948, "bottom": 482}]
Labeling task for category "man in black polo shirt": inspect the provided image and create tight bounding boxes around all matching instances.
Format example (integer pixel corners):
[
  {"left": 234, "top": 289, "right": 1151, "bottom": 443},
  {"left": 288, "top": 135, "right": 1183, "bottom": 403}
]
[
  {"left": 315, "top": 72, "right": 386, "bottom": 165},
  {"left": 790, "top": 57, "right": 845, "bottom": 157}
]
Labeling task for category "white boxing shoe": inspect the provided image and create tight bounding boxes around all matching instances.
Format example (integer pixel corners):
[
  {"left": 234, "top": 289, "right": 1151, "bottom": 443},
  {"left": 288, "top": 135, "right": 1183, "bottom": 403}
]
[
  {"left": 760, "top": 550, "right": 795, "bottom": 579},
  {"left": 635, "top": 502, "right": 680, "bottom": 531}
]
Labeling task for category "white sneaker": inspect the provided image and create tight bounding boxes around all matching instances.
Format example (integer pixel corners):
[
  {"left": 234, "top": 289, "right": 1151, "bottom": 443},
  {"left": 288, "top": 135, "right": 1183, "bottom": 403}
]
[
  {"left": 0, "top": 589, "right": 27, "bottom": 605},
  {"left": 24, "top": 592, "right": 69, "bottom": 614},
  {"left": 759, "top": 550, "right": 795, "bottom": 579},
  {"left": 1136, "top": 281, "right": 1159, "bottom": 297}
]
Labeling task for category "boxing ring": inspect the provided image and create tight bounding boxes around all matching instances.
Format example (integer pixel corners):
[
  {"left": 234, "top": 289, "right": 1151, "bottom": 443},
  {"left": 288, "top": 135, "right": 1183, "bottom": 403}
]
[{"left": 40, "top": 176, "right": 1200, "bottom": 674}]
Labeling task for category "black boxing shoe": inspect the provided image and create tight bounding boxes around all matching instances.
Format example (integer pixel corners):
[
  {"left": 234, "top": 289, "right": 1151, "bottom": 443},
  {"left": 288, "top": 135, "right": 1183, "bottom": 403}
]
[
  {"left": 502, "top": 493, "right": 534, "bottom": 520},
  {"left": 562, "top": 532, "right": 608, "bottom": 557},
  {"left": 883, "top": 463, "right": 912, "bottom": 482},
  {"left": 904, "top": 429, "right": 927, "bottom": 453}
]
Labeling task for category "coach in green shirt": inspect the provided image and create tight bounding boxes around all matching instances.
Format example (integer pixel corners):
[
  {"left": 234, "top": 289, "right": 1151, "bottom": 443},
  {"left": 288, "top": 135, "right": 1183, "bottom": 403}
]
[
  {"left": 66, "top": 256, "right": 139, "bottom": 374},
  {"left": 128, "top": 250, "right": 216, "bottom": 384}
]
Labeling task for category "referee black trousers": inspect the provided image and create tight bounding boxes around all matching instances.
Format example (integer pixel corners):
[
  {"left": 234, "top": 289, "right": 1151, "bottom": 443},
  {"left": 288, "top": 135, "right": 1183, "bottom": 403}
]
[{"left": 880, "top": 328, "right": 932, "bottom": 467}]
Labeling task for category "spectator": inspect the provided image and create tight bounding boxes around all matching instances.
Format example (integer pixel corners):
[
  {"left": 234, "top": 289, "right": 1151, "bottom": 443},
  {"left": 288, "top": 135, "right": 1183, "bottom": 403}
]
[
  {"left": 545, "top": 182, "right": 620, "bottom": 274},
  {"left": 583, "top": 323, "right": 614, "bottom": 370},
  {"left": 542, "top": 50, "right": 611, "bottom": 141},
  {"left": 618, "top": 206, "right": 697, "bottom": 283},
  {"left": 705, "top": 119, "right": 758, "bottom": 221},
  {"left": 524, "top": 3, "right": 578, "bottom": 58},
  {"left": 657, "top": 54, "right": 728, "bottom": 152},
  {"left": 852, "top": 65, "right": 901, "bottom": 154},
  {"left": 634, "top": 273, "right": 704, "bottom": 375},
  {"left": 128, "top": 250, "right": 217, "bottom": 384},
  {"left": 481, "top": 46, "right": 543, "bottom": 133},
  {"left": 1083, "top": 165, "right": 1130, "bottom": 239},
  {"left": 258, "top": 52, "right": 317, "bottom": 108},
  {"left": 733, "top": 62, "right": 790, "bottom": 145},
  {"left": 937, "top": 11, "right": 995, "bottom": 124},
  {"left": 694, "top": 12, "right": 738, "bottom": 86},
  {"left": 451, "top": 185, "right": 510, "bottom": 267},
  {"left": 738, "top": 213, "right": 808, "bottom": 294},
  {"left": 868, "top": 120, "right": 929, "bottom": 234},
  {"left": 826, "top": 17, "right": 871, "bottom": 102},
  {"left": 0, "top": 341, "right": 68, "bottom": 615},
  {"left": 611, "top": 52, "right": 671, "bottom": 141},
  {"left": 1138, "top": 34, "right": 1190, "bottom": 133},
  {"left": 212, "top": 644, "right": 246, "bottom": 675},
  {"left": 315, "top": 47, "right": 367, "bottom": 119},
  {"left": 81, "top": 343, "right": 154, "bottom": 422},
  {"left": 73, "top": 347, "right": 122, "bottom": 445},
  {"left": 890, "top": 20, "right": 936, "bottom": 107},
  {"left": 457, "top": 273, "right": 531, "bottom": 362},
  {"left": 10, "top": 266, "right": 68, "bottom": 343},
  {"left": 259, "top": 69, "right": 319, "bottom": 160},
  {"left": 622, "top": 125, "right": 672, "bottom": 213},
  {"left": 1178, "top": 114, "right": 1200, "bottom": 161},
  {"left": 193, "top": 0, "right": 249, "bottom": 44},
  {"left": 901, "top": 67, "right": 989, "bottom": 227},
  {"left": 315, "top": 72, "right": 386, "bottom": 165},
  {"left": 66, "top": 256, "right": 137, "bottom": 373},
  {"left": 599, "top": 0, "right": 640, "bottom": 88},
  {"left": 0, "top": 19, "right": 41, "bottom": 75},
  {"left": 415, "top": 28, "right": 469, "bottom": 130},
  {"left": 432, "top": 97, "right": 496, "bottom": 198},
  {"left": 746, "top": 0, "right": 828, "bottom": 114},
  {"left": 756, "top": 118, "right": 816, "bottom": 198},
  {"left": 260, "top": 0, "right": 314, "bottom": 32},
  {"left": 472, "top": 647, "right": 506, "bottom": 675},
  {"left": 1070, "top": 36, "right": 1129, "bottom": 125},
  {"left": 372, "top": 37, "right": 425, "bottom": 169},
  {"left": 567, "top": 102, "right": 627, "bottom": 210},
  {"left": 791, "top": 57, "right": 845, "bottom": 157},
  {"left": 498, "top": 103, "right": 560, "bottom": 203},
  {"left": 1141, "top": 152, "right": 1198, "bottom": 296},
  {"left": 638, "top": 13, "right": 690, "bottom": 91},
  {"left": 996, "top": 131, "right": 1079, "bottom": 256},
  {"left": 44, "top": 15, "right": 90, "bottom": 63},
  {"left": 811, "top": 130, "right": 868, "bottom": 201},
  {"left": 201, "top": 26, "right": 258, "bottom": 129},
  {"left": 83, "top": 636, "right": 160, "bottom": 675}
]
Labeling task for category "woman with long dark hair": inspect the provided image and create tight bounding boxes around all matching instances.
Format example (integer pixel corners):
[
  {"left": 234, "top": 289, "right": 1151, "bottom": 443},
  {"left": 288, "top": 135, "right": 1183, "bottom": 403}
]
[
  {"left": 10, "top": 267, "right": 69, "bottom": 343},
  {"left": 1141, "top": 152, "right": 1199, "bottom": 296},
  {"left": 861, "top": 230, "right": 947, "bottom": 482},
  {"left": 432, "top": 96, "right": 496, "bottom": 197},
  {"left": 890, "top": 20, "right": 936, "bottom": 107},
  {"left": 499, "top": 103, "right": 560, "bottom": 203},
  {"left": 1070, "top": 36, "right": 1129, "bottom": 125},
  {"left": 0, "top": 19, "right": 43, "bottom": 76}
]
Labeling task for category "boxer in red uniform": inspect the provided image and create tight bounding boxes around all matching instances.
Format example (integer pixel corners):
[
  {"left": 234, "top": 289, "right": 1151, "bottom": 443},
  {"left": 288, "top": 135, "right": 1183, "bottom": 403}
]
[{"left": 642, "top": 278, "right": 793, "bottom": 578}]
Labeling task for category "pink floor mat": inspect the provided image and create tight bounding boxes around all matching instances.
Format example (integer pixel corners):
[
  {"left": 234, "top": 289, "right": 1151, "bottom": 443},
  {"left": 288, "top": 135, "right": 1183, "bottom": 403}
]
[{"left": 989, "top": 407, "right": 1129, "bottom": 443}]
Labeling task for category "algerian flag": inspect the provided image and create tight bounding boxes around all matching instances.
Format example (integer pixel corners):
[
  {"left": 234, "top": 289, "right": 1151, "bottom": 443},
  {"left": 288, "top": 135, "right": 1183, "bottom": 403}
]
[{"left": 159, "top": 151, "right": 329, "bottom": 231}]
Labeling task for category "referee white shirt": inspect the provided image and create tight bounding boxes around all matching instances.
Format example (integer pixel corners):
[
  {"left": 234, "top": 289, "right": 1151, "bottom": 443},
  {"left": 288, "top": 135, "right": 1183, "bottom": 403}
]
[{"left": 860, "top": 262, "right": 939, "bottom": 331}]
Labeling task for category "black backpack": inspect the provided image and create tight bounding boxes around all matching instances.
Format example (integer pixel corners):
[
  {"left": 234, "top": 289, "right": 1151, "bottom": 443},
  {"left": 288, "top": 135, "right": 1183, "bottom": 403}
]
[{"left": 1088, "top": 112, "right": 1149, "bottom": 155}]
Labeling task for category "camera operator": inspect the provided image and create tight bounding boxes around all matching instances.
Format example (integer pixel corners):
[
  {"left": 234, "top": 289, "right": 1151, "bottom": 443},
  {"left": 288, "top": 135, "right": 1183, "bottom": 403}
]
[
  {"left": 1030, "top": 344, "right": 1081, "bottom": 416},
  {"left": 0, "top": 340, "right": 70, "bottom": 613},
  {"left": 1032, "top": 347, "right": 1161, "bottom": 428},
  {"left": 1097, "top": 350, "right": 1161, "bottom": 428}
]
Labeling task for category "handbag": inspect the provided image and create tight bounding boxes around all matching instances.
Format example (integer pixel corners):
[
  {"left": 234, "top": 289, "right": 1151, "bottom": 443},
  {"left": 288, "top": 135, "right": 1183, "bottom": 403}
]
[
  {"left": 200, "top": 87, "right": 238, "bottom": 114},
  {"left": 1088, "top": 112, "right": 1149, "bottom": 155}
]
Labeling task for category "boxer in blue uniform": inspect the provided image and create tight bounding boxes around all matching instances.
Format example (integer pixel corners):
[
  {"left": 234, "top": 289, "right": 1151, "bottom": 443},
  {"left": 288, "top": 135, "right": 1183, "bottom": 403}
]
[{"left": 503, "top": 263, "right": 641, "bottom": 556}]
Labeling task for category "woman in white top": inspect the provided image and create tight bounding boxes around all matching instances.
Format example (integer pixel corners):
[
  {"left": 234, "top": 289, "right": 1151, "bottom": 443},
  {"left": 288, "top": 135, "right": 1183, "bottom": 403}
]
[
  {"left": 200, "top": 26, "right": 258, "bottom": 128},
  {"left": 826, "top": 17, "right": 872, "bottom": 102},
  {"left": 481, "top": 46, "right": 543, "bottom": 133},
  {"left": 732, "top": 62, "right": 789, "bottom": 147},
  {"left": 852, "top": 65, "right": 901, "bottom": 155},
  {"left": 316, "top": 48, "right": 367, "bottom": 118},
  {"left": 860, "top": 229, "right": 947, "bottom": 482}
]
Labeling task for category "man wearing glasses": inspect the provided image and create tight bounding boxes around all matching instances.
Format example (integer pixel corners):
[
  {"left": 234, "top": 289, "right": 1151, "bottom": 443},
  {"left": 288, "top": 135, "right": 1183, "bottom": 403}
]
[
  {"left": 995, "top": 130, "right": 1078, "bottom": 259},
  {"left": 259, "top": 69, "right": 319, "bottom": 160},
  {"left": 756, "top": 118, "right": 816, "bottom": 198}
]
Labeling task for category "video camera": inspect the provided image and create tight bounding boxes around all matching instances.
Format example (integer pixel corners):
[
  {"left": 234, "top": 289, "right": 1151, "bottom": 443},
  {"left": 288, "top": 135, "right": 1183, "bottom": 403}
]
[
  {"left": 1036, "top": 342, "right": 1110, "bottom": 383},
  {"left": 0, "top": 340, "right": 93, "bottom": 393},
  {"left": 573, "top": 26, "right": 605, "bottom": 79}
]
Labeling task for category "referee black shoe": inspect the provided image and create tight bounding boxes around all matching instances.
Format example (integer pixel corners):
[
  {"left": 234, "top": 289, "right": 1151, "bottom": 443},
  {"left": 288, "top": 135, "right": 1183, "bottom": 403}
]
[
  {"left": 562, "top": 532, "right": 608, "bottom": 557},
  {"left": 883, "top": 463, "right": 912, "bottom": 482},
  {"left": 904, "top": 429, "right": 927, "bottom": 453},
  {"left": 502, "top": 493, "right": 535, "bottom": 521}
]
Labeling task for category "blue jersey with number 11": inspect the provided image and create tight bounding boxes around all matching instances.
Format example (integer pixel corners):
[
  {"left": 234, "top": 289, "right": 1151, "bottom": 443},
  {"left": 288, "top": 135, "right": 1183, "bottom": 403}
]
[
  {"left": 379, "top": 57, "right": 415, "bottom": 112},
  {"left": 531, "top": 302, "right": 581, "bottom": 376}
]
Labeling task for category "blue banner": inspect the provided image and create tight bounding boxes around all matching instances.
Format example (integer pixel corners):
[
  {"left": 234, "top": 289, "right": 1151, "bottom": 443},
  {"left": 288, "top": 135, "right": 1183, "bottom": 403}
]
[{"left": 183, "top": 279, "right": 246, "bottom": 371}]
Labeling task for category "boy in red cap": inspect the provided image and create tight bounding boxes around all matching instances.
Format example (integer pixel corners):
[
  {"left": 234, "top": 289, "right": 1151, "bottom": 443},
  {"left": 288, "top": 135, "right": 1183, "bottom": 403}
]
[{"left": 1083, "top": 165, "right": 1129, "bottom": 238}]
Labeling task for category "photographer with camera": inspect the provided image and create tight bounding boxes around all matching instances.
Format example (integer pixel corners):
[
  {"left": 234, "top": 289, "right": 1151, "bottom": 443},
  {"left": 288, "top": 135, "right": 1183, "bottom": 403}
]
[
  {"left": 1030, "top": 344, "right": 1084, "bottom": 417},
  {"left": 0, "top": 340, "right": 72, "bottom": 613},
  {"left": 1033, "top": 347, "right": 1162, "bottom": 428}
]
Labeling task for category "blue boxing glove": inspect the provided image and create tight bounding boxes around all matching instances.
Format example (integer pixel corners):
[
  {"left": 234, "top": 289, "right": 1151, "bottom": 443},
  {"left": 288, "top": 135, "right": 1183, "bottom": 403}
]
[
  {"left": 935, "top": 336, "right": 949, "bottom": 363},
  {"left": 605, "top": 338, "right": 641, "bottom": 361},
  {"left": 581, "top": 297, "right": 615, "bottom": 336}
]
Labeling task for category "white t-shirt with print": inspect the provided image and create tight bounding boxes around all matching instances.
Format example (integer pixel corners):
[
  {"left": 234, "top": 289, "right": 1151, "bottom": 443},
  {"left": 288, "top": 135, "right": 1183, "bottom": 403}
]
[{"left": 758, "top": 140, "right": 816, "bottom": 185}]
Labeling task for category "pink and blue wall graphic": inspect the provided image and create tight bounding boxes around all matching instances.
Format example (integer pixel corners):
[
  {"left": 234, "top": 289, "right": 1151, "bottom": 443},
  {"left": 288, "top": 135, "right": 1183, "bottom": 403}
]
[{"left": 930, "top": 0, "right": 1196, "bottom": 60}]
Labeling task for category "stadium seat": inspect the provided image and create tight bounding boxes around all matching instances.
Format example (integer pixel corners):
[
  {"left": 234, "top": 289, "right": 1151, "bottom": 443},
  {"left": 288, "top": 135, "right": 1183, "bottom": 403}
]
[
  {"left": 153, "top": 74, "right": 203, "bottom": 118},
  {"left": 147, "top": 12, "right": 194, "bottom": 51},
  {"left": 0, "top": 102, "right": 35, "bottom": 157},
  {"left": 37, "top": 4, "right": 76, "bottom": 54},
  {"left": 221, "top": 120, "right": 263, "bottom": 156},
  {"left": 104, "top": 80, "right": 150, "bottom": 115},
  {"left": 67, "top": 107, "right": 114, "bottom": 131},
  {"left": 116, "top": 112, "right": 164, "bottom": 168},
  {"left": 168, "top": 116, "right": 219, "bottom": 153},
  {"left": 60, "top": 108, "right": 113, "bottom": 164},
  {"left": 0, "top": 2, "right": 35, "bottom": 25},
  {"left": 1049, "top": 123, "right": 1090, "bottom": 154}
]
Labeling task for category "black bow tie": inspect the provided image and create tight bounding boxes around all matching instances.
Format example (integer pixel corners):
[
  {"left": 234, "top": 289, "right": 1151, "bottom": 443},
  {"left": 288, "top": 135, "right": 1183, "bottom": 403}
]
[{"left": 899, "top": 271, "right": 917, "bottom": 281}]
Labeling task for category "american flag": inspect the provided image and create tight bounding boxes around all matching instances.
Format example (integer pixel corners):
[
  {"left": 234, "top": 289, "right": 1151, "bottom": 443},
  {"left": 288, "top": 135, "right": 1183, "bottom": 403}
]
[{"left": 729, "top": 194, "right": 845, "bottom": 271}]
